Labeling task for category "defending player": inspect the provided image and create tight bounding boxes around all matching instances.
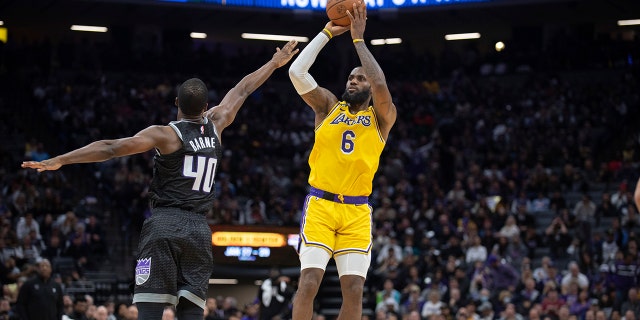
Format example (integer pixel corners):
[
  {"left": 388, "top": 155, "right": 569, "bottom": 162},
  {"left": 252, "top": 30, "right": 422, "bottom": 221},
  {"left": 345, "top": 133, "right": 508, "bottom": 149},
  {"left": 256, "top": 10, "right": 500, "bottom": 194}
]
[{"left": 22, "top": 40, "right": 299, "bottom": 320}]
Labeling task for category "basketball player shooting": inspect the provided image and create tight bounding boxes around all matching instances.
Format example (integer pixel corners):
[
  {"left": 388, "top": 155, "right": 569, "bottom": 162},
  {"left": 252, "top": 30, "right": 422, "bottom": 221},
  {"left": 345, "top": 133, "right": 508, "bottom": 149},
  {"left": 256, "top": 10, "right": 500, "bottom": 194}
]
[
  {"left": 288, "top": 2, "right": 397, "bottom": 320},
  {"left": 22, "top": 40, "right": 298, "bottom": 320}
]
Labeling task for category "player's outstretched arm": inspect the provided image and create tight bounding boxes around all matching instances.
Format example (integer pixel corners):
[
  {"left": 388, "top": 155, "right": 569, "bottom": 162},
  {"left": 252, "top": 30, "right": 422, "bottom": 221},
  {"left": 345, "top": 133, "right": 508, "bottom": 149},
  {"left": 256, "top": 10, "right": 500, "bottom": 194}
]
[
  {"left": 21, "top": 126, "right": 173, "bottom": 172},
  {"left": 289, "top": 22, "right": 348, "bottom": 121},
  {"left": 206, "top": 40, "right": 299, "bottom": 135},
  {"left": 347, "top": 2, "right": 397, "bottom": 138}
]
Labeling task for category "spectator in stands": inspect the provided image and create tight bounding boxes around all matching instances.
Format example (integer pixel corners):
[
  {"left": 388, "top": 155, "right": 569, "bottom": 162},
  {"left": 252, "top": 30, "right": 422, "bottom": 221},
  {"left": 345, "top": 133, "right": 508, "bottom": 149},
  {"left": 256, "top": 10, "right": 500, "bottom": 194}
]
[
  {"left": 126, "top": 305, "right": 138, "bottom": 320},
  {"left": 561, "top": 262, "right": 590, "bottom": 294},
  {"left": 85, "top": 214, "right": 107, "bottom": 257},
  {"left": 540, "top": 287, "right": 565, "bottom": 318},
  {"left": 595, "top": 192, "right": 616, "bottom": 226},
  {"left": 16, "top": 259, "right": 62, "bottom": 320},
  {"left": 517, "top": 277, "right": 540, "bottom": 313},
  {"left": 68, "top": 296, "right": 89, "bottom": 320},
  {"left": 95, "top": 306, "right": 109, "bottom": 320},
  {"left": 499, "top": 303, "right": 523, "bottom": 320},
  {"left": 376, "top": 278, "right": 401, "bottom": 306},
  {"left": 569, "top": 289, "right": 590, "bottom": 318},
  {"left": 16, "top": 211, "right": 40, "bottom": 241},
  {"left": 622, "top": 309, "right": 636, "bottom": 320},
  {"left": 533, "top": 256, "right": 553, "bottom": 285},
  {"left": 0, "top": 297, "right": 13, "bottom": 320},
  {"left": 612, "top": 182, "right": 631, "bottom": 212},
  {"left": 544, "top": 217, "right": 570, "bottom": 259},
  {"left": 528, "top": 193, "right": 550, "bottom": 213},
  {"left": 620, "top": 287, "right": 640, "bottom": 316},
  {"left": 466, "top": 235, "right": 487, "bottom": 265},
  {"left": 401, "top": 284, "right": 425, "bottom": 315},
  {"left": 421, "top": 291, "right": 443, "bottom": 319}
]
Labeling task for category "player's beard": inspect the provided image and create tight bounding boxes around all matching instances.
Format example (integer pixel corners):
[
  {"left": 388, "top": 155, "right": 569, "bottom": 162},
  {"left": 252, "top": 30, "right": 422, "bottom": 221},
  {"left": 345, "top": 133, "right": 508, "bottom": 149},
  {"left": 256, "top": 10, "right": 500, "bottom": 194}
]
[{"left": 342, "top": 89, "right": 370, "bottom": 106}]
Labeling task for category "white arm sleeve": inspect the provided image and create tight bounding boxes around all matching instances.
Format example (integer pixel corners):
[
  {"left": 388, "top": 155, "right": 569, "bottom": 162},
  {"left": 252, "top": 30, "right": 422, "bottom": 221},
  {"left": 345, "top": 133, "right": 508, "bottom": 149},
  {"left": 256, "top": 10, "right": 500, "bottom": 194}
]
[{"left": 288, "top": 32, "right": 329, "bottom": 95}]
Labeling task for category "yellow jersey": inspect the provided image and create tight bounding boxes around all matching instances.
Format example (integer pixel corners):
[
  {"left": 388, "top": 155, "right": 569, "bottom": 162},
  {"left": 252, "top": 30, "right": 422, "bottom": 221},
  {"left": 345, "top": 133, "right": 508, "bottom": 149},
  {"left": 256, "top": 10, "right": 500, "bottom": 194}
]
[{"left": 308, "top": 101, "right": 386, "bottom": 196}]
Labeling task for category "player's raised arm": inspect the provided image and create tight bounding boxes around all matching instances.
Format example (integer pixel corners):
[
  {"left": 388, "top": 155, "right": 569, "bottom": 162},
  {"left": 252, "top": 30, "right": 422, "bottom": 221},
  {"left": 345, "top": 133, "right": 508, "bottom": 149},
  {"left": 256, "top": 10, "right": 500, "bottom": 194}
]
[
  {"left": 288, "top": 23, "right": 349, "bottom": 122},
  {"left": 347, "top": 2, "right": 397, "bottom": 137},
  {"left": 205, "top": 40, "right": 299, "bottom": 135},
  {"left": 21, "top": 125, "right": 176, "bottom": 172}
]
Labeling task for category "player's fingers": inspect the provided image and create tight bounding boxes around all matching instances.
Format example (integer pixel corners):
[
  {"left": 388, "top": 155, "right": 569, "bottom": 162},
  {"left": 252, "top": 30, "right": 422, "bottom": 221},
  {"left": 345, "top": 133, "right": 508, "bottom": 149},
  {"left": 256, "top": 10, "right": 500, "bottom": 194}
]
[
  {"left": 346, "top": 9, "right": 354, "bottom": 21},
  {"left": 292, "top": 48, "right": 300, "bottom": 55}
]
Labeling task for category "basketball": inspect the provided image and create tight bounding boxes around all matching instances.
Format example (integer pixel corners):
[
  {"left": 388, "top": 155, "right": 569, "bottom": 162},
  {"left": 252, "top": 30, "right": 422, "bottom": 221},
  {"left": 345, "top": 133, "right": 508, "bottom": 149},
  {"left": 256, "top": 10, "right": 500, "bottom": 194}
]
[{"left": 326, "top": 0, "right": 356, "bottom": 26}]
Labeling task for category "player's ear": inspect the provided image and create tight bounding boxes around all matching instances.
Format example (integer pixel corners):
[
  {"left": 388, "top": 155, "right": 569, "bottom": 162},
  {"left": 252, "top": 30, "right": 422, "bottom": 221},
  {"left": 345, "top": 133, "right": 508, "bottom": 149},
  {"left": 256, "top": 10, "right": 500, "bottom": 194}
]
[{"left": 174, "top": 97, "right": 179, "bottom": 107}]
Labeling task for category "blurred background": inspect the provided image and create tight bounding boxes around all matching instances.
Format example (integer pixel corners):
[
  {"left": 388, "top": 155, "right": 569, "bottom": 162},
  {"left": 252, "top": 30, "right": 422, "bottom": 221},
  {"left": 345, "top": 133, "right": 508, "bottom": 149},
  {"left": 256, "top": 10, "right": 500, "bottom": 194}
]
[{"left": 0, "top": 0, "right": 640, "bottom": 319}]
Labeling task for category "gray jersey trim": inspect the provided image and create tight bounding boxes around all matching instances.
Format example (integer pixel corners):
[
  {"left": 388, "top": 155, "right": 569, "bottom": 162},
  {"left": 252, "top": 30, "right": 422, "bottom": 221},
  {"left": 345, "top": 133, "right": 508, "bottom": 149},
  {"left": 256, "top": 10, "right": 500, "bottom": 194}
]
[
  {"left": 132, "top": 293, "right": 179, "bottom": 305},
  {"left": 168, "top": 123, "right": 183, "bottom": 141},
  {"left": 177, "top": 289, "right": 206, "bottom": 309}
]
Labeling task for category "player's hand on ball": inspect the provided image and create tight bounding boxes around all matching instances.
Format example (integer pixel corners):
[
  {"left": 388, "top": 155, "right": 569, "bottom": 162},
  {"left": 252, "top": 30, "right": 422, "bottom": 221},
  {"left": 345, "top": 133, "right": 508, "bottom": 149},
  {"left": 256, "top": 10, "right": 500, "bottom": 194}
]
[
  {"left": 271, "top": 40, "right": 300, "bottom": 68},
  {"left": 324, "top": 21, "right": 350, "bottom": 37},
  {"left": 346, "top": 1, "right": 367, "bottom": 40}
]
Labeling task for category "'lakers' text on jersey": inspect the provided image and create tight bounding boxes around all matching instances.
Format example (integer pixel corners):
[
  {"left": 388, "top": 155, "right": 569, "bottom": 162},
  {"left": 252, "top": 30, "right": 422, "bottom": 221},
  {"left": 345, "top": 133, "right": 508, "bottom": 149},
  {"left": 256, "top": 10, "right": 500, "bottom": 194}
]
[
  {"left": 308, "top": 102, "right": 385, "bottom": 197},
  {"left": 149, "top": 118, "right": 222, "bottom": 214}
]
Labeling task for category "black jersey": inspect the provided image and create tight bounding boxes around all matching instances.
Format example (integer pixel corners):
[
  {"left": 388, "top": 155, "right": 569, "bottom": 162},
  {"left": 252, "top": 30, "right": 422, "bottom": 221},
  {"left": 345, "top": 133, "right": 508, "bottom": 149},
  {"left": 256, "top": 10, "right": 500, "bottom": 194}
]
[{"left": 149, "top": 118, "right": 222, "bottom": 214}]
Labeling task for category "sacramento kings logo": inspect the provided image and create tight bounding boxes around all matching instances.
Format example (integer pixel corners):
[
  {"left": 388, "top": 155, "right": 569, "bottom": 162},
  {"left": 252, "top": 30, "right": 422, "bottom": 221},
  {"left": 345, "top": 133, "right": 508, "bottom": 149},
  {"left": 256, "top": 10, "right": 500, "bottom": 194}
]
[{"left": 135, "top": 258, "right": 151, "bottom": 285}]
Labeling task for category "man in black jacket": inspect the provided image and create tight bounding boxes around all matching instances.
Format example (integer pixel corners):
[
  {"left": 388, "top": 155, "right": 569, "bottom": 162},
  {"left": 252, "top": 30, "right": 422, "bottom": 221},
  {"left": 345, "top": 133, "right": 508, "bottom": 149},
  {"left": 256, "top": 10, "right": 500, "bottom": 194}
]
[{"left": 16, "top": 259, "right": 64, "bottom": 320}]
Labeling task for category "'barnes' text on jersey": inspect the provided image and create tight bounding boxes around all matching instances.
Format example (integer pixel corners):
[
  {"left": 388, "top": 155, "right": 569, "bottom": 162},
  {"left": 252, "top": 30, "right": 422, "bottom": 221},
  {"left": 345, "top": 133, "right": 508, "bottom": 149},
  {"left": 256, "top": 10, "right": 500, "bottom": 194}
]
[{"left": 149, "top": 118, "right": 222, "bottom": 214}]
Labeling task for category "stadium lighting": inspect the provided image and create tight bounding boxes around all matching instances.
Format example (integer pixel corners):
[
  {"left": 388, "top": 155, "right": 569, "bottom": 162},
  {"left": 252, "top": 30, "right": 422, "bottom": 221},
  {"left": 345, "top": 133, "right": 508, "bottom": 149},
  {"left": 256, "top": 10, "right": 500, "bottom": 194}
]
[
  {"left": 445, "top": 32, "right": 481, "bottom": 40},
  {"left": 241, "top": 33, "right": 308, "bottom": 42},
  {"left": 0, "top": 21, "right": 4, "bottom": 26},
  {"left": 70, "top": 25, "right": 108, "bottom": 33},
  {"left": 617, "top": 19, "right": 640, "bottom": 26},
  {"left": 370, "top": 38, "right": 403, "bottom": 46},
  {"left": 208, "top": 279, "right": 238, "bottom": 284},
  {"left": 385, "top": 38, "right": 402, "bottom": 44},
  {"left": 190, "top": 32, "right": 207, "bottom": 39},
  {"left": 495, "top": 41, "right": 505, "bottom": 52}
]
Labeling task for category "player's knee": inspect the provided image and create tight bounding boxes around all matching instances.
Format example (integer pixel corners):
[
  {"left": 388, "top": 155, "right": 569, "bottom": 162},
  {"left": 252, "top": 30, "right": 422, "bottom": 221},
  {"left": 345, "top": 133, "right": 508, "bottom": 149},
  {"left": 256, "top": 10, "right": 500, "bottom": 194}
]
[
  {"left": 298, "top": 269, "right": 323, "bottom": 292},
  {"left": 340, "top": 276, "right": 364, "bottom": 297}
]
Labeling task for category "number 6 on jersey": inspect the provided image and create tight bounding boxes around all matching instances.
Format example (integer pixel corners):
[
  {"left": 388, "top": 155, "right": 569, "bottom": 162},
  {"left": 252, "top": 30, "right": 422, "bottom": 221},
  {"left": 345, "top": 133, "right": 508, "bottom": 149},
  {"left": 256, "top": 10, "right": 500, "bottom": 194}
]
[
  {"left": 342, "top": 130, "right": 356, "bottom": 154},
  {"left": 183, "top": 155, "right": 217, "bottom": 192}
]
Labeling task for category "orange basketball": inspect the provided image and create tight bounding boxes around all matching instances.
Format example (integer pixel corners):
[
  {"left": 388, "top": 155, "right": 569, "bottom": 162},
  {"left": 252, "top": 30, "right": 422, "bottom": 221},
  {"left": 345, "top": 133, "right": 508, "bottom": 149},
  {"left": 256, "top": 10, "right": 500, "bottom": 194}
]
[{"left": 326, "top": 0, "right": 356, "bottom": 26}]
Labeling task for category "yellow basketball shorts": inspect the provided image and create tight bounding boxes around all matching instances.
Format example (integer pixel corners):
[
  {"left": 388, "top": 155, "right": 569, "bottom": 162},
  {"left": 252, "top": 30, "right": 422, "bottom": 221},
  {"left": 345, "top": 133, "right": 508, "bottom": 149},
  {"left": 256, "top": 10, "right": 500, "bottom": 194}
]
[{"left": 299, "top": 191, "right": 373, "bottom": 256}]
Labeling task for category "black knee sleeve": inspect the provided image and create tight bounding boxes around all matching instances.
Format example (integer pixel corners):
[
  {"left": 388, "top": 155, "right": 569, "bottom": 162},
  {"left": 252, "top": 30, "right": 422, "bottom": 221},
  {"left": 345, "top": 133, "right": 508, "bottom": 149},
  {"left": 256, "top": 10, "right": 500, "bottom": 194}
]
[
  {"left": 136, "top": 302, "right": 167, "bottom": 320},
  {"left": 177, "top": 298, "right": 204, "bottom": 320}
]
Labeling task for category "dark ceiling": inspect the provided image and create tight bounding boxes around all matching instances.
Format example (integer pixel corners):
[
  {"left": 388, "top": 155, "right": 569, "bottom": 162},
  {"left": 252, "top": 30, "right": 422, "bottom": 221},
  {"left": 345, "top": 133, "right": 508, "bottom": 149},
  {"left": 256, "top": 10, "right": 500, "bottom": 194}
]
[{"left": 1, "top": 0, "right": 639, "bottom": 44}]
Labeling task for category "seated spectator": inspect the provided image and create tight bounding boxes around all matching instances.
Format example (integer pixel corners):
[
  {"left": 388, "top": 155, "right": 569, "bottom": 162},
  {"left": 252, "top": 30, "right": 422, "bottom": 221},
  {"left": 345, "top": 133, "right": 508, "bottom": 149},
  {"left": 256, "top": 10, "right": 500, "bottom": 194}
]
[
  {"left": 466, "top": 235, "right": 487, "bottom": 265},
  {"left": 620, "top": 287, "right": 640, "bottom": 316},
  {"left": 528, "top": 193, "right": 550, "bottom": 213},
  {"left": 569, "top": 290, "right": 590, "bottom": 319},
  {"left": 477, "top": 301, "right": 494, "bottom": 320},
  {"left": 16, "top": 212, "right": 40, "bottom": 241},
  {"left": 499, "top": 303, "right": 523, "bottom": 320},
  {"left": 561, "top": 262, "right": 590, "bottom": 294},
  {"left": 533, "top": 256, "right": 554, "bottom": 285},
  {"left": 517, "top": 277, "right": 541, "bottom": 313},
  {"left": 540, "top": 287, "right": 565, "bottom": 318},
  {"left": 401, "top": 284, "right": 425, "bottom": 315},
  {"left": 421, "top": 291, "right": 443, "bottom": 319},
  {"left": 376, "top": 279, "right": 401, "bottom": 306}
]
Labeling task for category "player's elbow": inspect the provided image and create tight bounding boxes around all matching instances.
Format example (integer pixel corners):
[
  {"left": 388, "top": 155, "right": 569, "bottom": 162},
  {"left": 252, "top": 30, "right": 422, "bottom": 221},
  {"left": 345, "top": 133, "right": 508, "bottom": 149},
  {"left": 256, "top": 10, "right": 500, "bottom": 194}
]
[
  {"left": 288, "top": 68, "right": 318, "bottom": 95},
  {"left": 288, "top": 66, "right": 301, "bottom": 82}
]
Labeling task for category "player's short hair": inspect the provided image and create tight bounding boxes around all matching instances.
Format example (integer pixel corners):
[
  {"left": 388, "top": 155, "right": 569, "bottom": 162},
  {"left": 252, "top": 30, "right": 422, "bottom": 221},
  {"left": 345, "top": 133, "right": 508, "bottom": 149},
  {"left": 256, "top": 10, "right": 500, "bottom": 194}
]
[{"left": 178, "top": 78, "right": 208, "bottom": 116}]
